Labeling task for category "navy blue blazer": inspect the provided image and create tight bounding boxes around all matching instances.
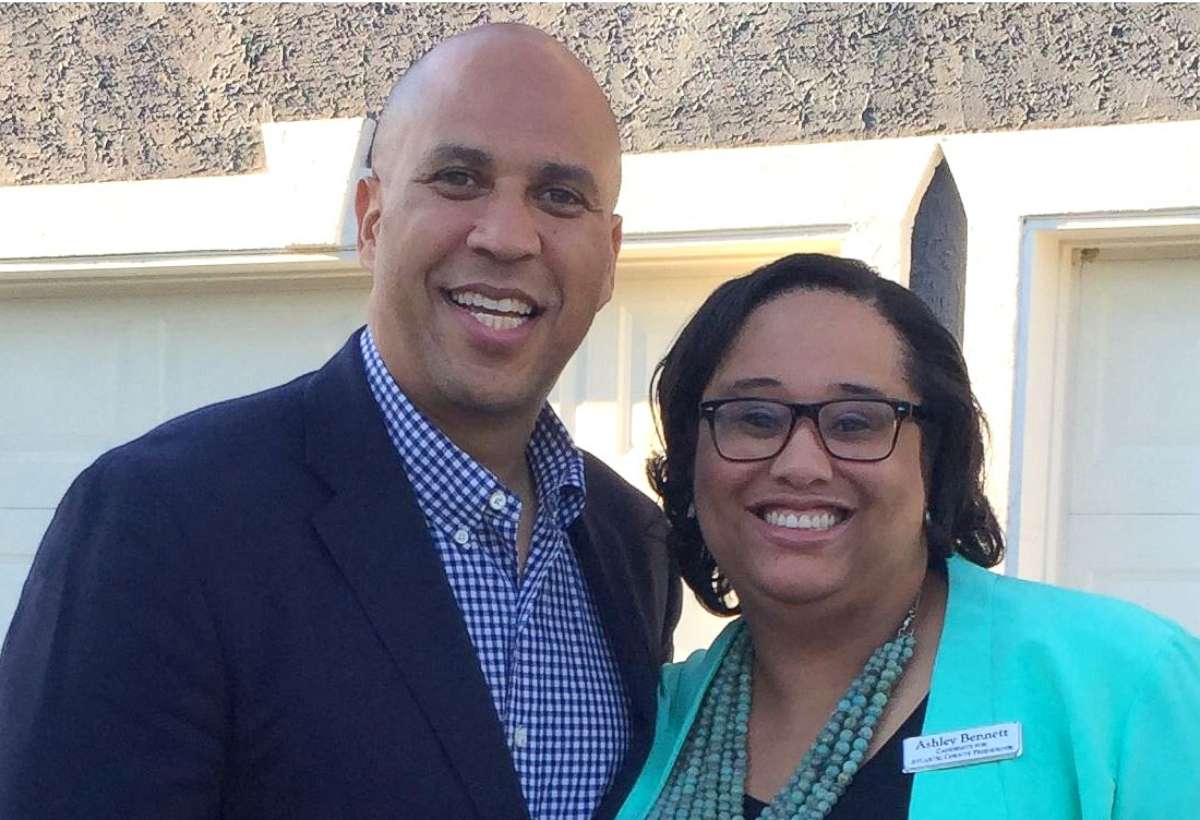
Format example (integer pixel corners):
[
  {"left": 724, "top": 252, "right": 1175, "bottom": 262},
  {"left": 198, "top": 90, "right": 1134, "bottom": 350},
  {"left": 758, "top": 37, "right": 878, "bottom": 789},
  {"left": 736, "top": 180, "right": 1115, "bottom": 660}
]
[{"left": 0, "top": 332, "right": 680, "bottom": 820}]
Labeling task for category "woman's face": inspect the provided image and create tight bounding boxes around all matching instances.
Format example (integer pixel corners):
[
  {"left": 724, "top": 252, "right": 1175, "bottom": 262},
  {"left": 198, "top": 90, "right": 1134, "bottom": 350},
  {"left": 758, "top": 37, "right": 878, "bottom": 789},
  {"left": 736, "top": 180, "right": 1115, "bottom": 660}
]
[{"left": 693, "top": 289, "right": 928, "bottom": 613}]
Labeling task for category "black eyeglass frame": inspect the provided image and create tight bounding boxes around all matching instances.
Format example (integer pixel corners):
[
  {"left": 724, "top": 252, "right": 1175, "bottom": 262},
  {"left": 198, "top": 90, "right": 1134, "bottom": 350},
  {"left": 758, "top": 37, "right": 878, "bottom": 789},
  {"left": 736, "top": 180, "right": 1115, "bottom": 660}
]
[{"left": 698, "top": 397, "right": 932, "bottom": 463}]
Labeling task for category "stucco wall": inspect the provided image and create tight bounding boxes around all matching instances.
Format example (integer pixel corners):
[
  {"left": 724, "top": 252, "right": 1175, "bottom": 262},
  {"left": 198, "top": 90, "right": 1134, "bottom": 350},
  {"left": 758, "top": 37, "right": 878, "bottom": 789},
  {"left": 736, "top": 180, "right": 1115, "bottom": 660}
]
[{"left": 3, "top": 2, "right": 1198, "bottom": 186}]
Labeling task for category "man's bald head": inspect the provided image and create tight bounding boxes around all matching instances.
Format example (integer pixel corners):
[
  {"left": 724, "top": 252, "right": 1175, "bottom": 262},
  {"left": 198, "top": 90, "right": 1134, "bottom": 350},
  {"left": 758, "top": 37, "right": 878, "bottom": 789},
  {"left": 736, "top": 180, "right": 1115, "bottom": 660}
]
[{"left": 368, "top": 24, "right": 622, "bottom": 205}]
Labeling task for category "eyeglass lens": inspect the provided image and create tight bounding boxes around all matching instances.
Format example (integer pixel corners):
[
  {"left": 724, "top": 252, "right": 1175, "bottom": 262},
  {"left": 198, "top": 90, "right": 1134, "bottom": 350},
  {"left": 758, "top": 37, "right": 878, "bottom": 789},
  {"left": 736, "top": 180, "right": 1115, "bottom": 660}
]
[{"left": 710, "top": 399, "right": 900, "bottom": 461}]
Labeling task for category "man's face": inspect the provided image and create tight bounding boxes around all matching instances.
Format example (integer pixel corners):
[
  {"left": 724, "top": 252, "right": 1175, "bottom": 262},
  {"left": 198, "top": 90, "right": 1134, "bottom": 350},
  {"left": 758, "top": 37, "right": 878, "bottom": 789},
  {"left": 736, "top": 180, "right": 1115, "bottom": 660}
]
[{"left": 356, "top": 40, "right": 622, "bottom": 431}]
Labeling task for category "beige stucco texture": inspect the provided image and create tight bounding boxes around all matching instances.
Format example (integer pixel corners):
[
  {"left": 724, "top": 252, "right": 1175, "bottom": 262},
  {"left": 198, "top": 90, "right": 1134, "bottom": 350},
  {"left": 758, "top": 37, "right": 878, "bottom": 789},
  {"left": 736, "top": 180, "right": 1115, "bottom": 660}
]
[{"left": 2, "top": 3, "right": 1198, "bottom": 187}]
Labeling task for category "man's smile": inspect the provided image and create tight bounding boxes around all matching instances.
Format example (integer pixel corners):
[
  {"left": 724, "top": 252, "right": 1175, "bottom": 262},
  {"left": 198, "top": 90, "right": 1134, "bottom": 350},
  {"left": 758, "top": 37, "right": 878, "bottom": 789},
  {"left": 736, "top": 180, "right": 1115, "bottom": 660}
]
[{"left": 446, "top": 285, "right": 541, "bottom": 332}]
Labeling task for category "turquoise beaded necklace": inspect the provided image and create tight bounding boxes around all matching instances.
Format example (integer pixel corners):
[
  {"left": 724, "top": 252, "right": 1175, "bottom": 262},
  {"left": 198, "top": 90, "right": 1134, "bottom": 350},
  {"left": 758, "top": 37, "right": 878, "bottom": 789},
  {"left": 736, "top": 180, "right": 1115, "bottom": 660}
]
[{"left": 648, "top": 599, "right": 920, "bottom": 820}]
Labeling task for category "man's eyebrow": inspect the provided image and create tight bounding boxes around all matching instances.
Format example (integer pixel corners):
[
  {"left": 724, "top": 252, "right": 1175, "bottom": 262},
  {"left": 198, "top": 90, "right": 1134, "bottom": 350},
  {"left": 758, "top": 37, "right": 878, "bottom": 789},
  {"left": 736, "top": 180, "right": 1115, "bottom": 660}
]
[
  {"left": 537, "top": 162, "right": 600, "bottom": 197},
  {"left": 424, "top": 143, "right": 494, "bottom": 168}
]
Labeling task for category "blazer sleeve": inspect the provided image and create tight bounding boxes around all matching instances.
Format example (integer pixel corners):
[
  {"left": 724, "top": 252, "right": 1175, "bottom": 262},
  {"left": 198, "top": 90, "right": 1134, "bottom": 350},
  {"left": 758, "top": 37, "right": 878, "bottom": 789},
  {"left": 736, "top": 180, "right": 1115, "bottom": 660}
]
[
  {"left": 1111, "top": 626, "right": 1200, "bottom": 818},
  {"left": 0, "top": 453, "right": 227, "bottom": 819}
]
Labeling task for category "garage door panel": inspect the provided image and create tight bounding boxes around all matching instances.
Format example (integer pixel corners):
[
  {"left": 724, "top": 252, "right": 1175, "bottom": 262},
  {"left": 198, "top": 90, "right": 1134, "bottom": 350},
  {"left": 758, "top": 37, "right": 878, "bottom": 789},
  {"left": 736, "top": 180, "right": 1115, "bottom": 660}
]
[
  {"left": 153, "top": 295, "right": 368, "bottom": 416},
  {"left": 2, "top": 313, "right": 164, "bottom": 524},
  {"left": 2, "top": 323, "right": 158, "bottom": 439},
  {"left": 554, "top": 275, "right": 728, "bottom": 495},
  {"left": 0, "top": 509, "right": 55, "bottom": 554},
  {"left": 0, "top": 454, "right": 96, "bottom": 508},
  {"left": 1063, "top": 514, "right": 1200, "bottom": 634},
  {"left": 1060, "top": 250, "right": 1200, "bottom": 633},
  {"left": 1087, "top": 570, "right": 1200, "bottom": 636},
  {"left": 1068, "top": 256, "right": 1200, "bottom": 514},
  {"left": 1070, "top": 448, "right": 1200, "bottom": 514},
  {"left": 0, "top": 557, "right": 34, "bottom": 623}
]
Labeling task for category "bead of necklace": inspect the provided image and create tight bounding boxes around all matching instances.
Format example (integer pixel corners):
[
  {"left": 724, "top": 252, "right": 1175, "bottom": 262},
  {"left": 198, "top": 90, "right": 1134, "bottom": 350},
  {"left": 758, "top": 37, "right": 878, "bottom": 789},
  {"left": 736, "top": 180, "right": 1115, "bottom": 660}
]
[{"left": 648, "top": 600, "right": 919, "bottom": 820}]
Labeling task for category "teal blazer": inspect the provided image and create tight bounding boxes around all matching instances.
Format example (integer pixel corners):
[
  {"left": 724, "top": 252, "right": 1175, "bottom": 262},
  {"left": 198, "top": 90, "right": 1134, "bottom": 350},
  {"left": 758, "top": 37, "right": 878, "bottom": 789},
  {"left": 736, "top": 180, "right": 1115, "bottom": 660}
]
[{"left": 619, "top": 556, "right": 1200, "bottom": 819}]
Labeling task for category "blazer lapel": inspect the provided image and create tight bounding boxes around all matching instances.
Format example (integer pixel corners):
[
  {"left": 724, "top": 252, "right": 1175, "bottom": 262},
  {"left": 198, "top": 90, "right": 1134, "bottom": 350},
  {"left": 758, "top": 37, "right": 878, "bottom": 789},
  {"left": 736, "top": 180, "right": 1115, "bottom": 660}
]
[
  {"left": 571, "top": 503, "right": 659, "bottom": 820},
  {"left": 303, "top": 333, "right": 529, "bottom": 820},
  {"left": 910, "top": 557, "right": 1008, "bottom": 819}
]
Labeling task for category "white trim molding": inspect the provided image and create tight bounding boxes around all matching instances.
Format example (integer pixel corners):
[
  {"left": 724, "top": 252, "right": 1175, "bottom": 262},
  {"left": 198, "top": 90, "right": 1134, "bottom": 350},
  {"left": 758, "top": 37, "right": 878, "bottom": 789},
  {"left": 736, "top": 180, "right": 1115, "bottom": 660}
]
[
  {"left": 0, "top": 250, "right": 367, "bottom": 296},
  {"left": 619, "top": 136, "right": 942, "bottom": 284},
  {"left": 2, "top": 117, "right": 943, "bottom": 293}
]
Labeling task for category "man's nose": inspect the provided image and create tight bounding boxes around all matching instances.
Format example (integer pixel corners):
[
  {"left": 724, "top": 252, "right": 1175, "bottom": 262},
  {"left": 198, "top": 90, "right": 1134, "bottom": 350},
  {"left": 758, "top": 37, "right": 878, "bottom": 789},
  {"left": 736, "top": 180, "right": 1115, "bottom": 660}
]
[
  {"left": 767, "top": 419, "right": 835, "bottom": 485},
  {"left": 466, "top": 191, "right": 542, "bottom": 261}
]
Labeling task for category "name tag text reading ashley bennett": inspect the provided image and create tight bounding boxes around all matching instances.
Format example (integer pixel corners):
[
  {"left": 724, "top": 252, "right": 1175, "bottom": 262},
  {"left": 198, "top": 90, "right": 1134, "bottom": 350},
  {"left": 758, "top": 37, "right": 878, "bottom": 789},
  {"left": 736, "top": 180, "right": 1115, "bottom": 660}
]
[{"left": 902, "top": 722, "right": 1022, "bottom": 774}]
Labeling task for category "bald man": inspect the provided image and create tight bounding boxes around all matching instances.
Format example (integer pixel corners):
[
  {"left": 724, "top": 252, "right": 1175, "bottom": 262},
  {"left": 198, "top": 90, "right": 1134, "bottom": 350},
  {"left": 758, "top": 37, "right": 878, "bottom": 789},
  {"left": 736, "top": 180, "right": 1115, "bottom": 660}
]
[{"left": 0, "top": 25, "right": 680, "bottom": 820}]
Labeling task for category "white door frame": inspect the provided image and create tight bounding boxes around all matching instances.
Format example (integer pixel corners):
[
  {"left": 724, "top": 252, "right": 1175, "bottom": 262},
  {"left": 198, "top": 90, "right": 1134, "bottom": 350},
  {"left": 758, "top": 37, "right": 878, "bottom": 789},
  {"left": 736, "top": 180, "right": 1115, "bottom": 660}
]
[{"left": 1008, "top": 209, "right": 1200, "bottom": 581}]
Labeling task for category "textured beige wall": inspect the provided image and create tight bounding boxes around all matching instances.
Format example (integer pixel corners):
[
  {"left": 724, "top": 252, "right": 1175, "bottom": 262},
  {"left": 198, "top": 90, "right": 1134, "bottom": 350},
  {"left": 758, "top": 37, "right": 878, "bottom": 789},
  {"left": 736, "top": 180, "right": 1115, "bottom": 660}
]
[{"left": 3, "top": 2, "right": 1198, "bottom": 186}]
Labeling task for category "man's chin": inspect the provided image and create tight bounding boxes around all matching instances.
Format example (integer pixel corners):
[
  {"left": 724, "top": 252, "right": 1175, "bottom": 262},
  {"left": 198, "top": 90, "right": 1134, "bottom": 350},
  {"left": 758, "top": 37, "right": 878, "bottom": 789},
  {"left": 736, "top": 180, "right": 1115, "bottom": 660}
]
[{"left": 437, "top": 377, "right": 550, "bottom": 423}]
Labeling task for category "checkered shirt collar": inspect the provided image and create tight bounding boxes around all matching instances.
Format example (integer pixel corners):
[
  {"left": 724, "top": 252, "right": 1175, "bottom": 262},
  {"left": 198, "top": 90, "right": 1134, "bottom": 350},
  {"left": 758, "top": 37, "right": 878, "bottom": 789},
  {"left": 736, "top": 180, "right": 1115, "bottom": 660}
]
[{"left": 360, "top": 327, "right": 586, "bottom": 530}]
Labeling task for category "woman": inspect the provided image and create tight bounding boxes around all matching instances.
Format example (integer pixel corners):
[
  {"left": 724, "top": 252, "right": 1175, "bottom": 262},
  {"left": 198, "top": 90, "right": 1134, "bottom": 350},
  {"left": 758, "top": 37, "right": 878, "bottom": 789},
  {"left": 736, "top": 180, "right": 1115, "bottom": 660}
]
[{"left": 618, "top": 254, "right": 1200, "bottom": 819}]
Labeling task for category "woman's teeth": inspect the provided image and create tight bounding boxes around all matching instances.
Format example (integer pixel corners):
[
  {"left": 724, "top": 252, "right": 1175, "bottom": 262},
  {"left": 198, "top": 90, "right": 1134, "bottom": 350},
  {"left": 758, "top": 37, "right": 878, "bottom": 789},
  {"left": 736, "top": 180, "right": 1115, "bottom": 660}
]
[{"left": 762, "top": 509, "right": 841, "bottom": 531}]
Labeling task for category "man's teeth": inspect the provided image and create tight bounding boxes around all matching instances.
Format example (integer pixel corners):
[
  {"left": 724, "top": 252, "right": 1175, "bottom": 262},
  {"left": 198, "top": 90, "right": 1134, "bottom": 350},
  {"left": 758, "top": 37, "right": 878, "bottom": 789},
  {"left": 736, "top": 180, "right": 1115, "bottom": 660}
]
[
  {"left": 451, "top": 291, "right": 534, "bottom": 316},
  {"left": 471, "top": 312, "right": 528, "bottom": 331},
  {"left": 762, "top": 510, "right": 841, "bottom": 531}
]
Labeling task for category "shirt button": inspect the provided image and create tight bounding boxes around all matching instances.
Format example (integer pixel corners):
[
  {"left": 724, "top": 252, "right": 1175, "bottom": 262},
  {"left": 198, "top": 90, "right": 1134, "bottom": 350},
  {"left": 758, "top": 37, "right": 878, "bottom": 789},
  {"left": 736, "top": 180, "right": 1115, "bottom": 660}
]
[
  {"left": 513, "top": 725, "right": 528, "bottom": 749},
  {"left": 488, "top": 490, "right": 507, "bottom": 512},
  {"left": 452, "top": 528, "right": 471, "bottom": 547}
]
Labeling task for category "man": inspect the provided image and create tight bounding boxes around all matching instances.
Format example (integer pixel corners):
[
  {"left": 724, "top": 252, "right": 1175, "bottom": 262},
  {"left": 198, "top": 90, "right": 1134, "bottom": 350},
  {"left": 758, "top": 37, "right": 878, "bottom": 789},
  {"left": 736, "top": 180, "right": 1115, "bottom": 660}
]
[{"left": 0, "top": 24, "right": 679, "bottom": 820}]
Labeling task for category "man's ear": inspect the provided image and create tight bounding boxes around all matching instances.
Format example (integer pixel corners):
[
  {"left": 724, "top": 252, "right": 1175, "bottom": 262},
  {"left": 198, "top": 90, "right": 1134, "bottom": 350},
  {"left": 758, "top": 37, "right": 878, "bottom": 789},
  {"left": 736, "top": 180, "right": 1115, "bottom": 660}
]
[
  {"left": 600, "top": 213, "right": 623, "bottom": 307},
  {"left": 355, "top": 175, "right": 382, "bottom": 270}
]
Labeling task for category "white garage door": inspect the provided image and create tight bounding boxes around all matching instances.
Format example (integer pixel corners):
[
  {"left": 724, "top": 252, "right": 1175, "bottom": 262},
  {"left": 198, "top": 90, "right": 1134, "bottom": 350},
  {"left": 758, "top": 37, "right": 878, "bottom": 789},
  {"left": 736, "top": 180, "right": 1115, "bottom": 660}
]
[
  {"left": 0, "top": 257, "right": 773, "bottom": 653},
  {"left": 0, "top": 280, "right": 372, "bottom": 639},
  {"left": 1061, "top": 246, "right": 1200, "bottom": 634}
]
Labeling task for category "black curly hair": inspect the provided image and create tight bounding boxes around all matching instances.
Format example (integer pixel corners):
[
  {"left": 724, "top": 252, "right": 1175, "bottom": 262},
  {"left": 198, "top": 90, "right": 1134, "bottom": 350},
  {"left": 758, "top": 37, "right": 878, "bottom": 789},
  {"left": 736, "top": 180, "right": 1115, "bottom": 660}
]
[{"left": 647, "top": 253, "right": 1004, "bottom": 616}]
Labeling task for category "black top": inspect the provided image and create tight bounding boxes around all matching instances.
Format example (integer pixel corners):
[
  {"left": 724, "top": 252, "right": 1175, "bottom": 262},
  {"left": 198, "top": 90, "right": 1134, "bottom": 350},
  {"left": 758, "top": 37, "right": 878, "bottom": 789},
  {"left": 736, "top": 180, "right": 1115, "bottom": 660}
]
[{"left": 743, "top": 696, "right": 928, "bottom": 820}]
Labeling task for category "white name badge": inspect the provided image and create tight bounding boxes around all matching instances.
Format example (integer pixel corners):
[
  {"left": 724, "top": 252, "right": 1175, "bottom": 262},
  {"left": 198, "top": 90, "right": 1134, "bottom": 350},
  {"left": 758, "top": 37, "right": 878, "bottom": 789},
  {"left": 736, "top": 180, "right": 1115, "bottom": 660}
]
[{"left": 902, "top": 722, "right": 1022, "bottom": 774}]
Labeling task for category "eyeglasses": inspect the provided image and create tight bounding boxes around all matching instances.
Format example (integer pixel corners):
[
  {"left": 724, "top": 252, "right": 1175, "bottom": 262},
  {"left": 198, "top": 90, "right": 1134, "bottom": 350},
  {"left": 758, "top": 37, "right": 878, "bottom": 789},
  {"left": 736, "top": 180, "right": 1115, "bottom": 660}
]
[{"left": 699, "top": 397, "right": 931, "bottom": 463}]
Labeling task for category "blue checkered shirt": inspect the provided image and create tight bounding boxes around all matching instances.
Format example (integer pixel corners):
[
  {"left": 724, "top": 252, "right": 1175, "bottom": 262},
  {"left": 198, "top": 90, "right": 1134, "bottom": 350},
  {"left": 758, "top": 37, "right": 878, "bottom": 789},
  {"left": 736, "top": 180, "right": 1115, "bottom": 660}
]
[{"left": 359, "top": 329, "right": 631, "bottom": 819}]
